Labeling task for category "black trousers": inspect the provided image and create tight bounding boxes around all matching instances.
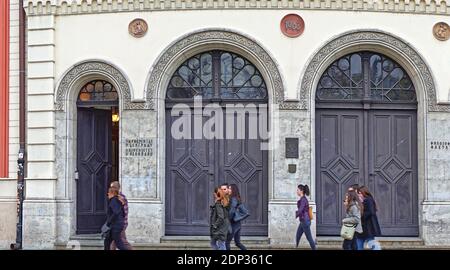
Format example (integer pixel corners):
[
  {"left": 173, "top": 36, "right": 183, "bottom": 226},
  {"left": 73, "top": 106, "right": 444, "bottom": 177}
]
[{"left": 225, "top": 222, "right": 247, "bottom": 250}]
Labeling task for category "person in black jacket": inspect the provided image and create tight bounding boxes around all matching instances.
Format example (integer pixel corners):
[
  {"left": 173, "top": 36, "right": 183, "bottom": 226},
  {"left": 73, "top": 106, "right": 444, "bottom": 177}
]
[
  {"left": 356, "top": 186, "right": 382, "bottom": 250},
  {"left": 104, "top": 187, "right": 129, "bottom": 250},
  {"left": 225, "top": 184, "right": 247, "bottom": 250},
  {"left": 210, "top": 187, "right": 230, "bottom": 250}
]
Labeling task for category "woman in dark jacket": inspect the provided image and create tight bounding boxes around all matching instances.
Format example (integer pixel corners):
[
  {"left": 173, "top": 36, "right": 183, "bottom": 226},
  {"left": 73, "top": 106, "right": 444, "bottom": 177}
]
[
  {"left": 226, "top": 184, "right": 247, "bottom": 250},
  {"left": 210, "top": 187, "right": 230, "bottom": 250},
  {"left": 104, "top": 187, "right": 128, "bottom": 250},
  {"left": 356, "top": 186, "right": 382, "bottom": 250},
  {"left": 295, "top": 184, "right": 316, "bottom": 249}
]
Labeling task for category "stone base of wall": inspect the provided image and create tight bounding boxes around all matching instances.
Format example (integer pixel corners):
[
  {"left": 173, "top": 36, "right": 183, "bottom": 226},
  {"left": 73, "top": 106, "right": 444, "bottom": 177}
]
[
  {"left": 55, "top": 200, "right": 73, "bottom": 244},
  {"left": 23, "top": 200, "right": 57, "bottom": 249},
  {"left": 126, "top": 201, "right": 163, "bottom": 244},
  {"left": 0, "top": 201, "right": 17, "bottom": 249},
  {"left": 268, "top": 201, "right": 316, "bottom": 248},
  {"left": 422, "top": 202, "right": 450, "bottom": 246}
]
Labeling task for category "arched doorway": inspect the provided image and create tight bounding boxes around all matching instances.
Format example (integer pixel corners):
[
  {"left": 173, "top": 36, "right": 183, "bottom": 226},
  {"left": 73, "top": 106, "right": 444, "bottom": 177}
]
[
  {"left": 315, "top": 51, "right": 419, "bottom": 236},
  {"left": 76, "top": 80, "right": 120, "bottom": 234},
  {"left": 165, "top": 50, "right": 268, "bottom": 236}
]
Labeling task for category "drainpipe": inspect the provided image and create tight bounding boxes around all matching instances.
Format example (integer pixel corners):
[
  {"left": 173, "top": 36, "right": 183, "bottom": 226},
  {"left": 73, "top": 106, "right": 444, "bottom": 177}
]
[{"left": 11, "top": 0, "right": 26, "bottom": 250}]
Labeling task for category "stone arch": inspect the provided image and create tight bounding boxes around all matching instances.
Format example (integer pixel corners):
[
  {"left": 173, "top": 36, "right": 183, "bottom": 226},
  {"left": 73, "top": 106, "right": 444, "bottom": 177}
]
[
  {"left": 55, "top": 60, "right": 141, "bottom": 110},
  {"left": 145, "top": 29, "right": 293, "bottom": 109},
  {"left": 299, "top": 30, "right": 447, "bottom": 112}
]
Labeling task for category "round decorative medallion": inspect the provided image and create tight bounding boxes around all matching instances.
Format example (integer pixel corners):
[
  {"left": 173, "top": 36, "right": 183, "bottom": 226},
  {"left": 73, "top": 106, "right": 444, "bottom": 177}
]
[
  {"left": 280, "top": 14, "right": 305, "bottom": 38},
  {"left": 433, "top": 22, "right": 450, "bottom": 41},
  {"left": 129, "top": 19, "right": 148, "bottom": 38}
]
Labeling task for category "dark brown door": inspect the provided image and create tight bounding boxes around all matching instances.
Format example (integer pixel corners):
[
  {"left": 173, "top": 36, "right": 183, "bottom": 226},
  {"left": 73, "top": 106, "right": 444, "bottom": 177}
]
[
  {"left": 368, "top": 110, "right": 418, "bottom": 236},
  {"left": 165, "top": 108, "right": 268, "bottom": 236},
  {"left": 316, "top": 109, "right": 418, "bottom": 236},
  {"left": 76, "top": 108, "right": 112, "bottom": 234}
]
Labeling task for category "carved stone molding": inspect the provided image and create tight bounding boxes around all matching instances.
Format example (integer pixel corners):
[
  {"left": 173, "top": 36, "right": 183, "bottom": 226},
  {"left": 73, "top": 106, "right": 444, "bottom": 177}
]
[
  {"left": 55, "top": 61, "right": 146, "bottom": 111},
  {"left": 300, "top": 30, "right": 448, "bottom": 112},
  {"left": 24, "top": 0, "right": 450, "bottom": 17},
  {"left": 146, "top": 30, "right": 292, "bottom": 110}
]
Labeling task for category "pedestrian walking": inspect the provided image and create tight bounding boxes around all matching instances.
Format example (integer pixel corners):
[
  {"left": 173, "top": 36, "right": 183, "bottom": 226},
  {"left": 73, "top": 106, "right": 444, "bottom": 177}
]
[
  {"left": 226, "top": 184, "right": 248, "bottom": 250},
  {"left": 210, "top": 187, "right": 230, "bottom": 250},
  {"left": 356, "top": 186, "right": 382, "bottom": 250},
  {"left": 295, "top": 184, "right": 316, "bottom": 250},
  {"left": 342, "top": 190, "right": 363, "bottom": 250}
]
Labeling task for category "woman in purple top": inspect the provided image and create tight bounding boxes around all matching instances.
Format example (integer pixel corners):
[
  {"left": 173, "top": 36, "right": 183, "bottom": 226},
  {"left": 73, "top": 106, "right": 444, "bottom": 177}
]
[{"left": 295, "top": 184, "right": 316, "bottom": 249}]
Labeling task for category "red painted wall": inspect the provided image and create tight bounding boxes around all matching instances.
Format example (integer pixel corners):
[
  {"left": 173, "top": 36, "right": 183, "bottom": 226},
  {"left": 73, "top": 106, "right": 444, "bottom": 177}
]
[{"left": 0, "top": 0, "right": 10, "bottom": 177}]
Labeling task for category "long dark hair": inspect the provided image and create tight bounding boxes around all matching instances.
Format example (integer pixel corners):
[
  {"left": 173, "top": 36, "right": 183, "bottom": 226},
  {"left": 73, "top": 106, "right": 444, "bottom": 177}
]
[
  {"left": 345, "top": 190, "right": 363, "bottom": 213},
  {"left": 229, "top": 184, "right": 242, "bottom": 203},
  {"left": 358, "top": 185, "right": 377, "bottom": 211},
  {"left": 297, "top": 184, "right": 310, "bottom": 196}
]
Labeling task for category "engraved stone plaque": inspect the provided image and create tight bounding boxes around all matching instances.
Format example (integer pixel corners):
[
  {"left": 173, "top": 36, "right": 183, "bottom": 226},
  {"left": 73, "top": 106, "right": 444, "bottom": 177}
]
[{"left": 125, "top": 138, "right": 153, "bottom": 156}]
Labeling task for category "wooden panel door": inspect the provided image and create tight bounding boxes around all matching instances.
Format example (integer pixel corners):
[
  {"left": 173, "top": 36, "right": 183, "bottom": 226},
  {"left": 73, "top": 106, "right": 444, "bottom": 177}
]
[
  {"left": 219, "top": 108, "right": 268, "bottom": 236},
  {"left": 165, "top": 110, "right": 215, "bottom": 235},
  {"left": 316, "top": 109, "right": 364, "bottom": 235},
  {"left": 165, "top": 107, "right": 268, "bottom": 236},
  {"left": 76, "top": 108, "right": 112, "bottom": 234},
  {"left": 369, "top": 110, "right": 418, "bottom": 236}
]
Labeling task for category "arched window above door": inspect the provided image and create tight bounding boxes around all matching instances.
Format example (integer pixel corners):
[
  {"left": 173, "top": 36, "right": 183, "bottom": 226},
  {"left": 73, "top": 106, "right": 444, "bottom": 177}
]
[
  {"left": 166, "top": 50, "right": 268, "bottom": 101},
  {"left": 77, "top": 80, "right": 119, "bottom": 106},
  {"left": 316, "top": 52, "right": 416, "bottom": 103}
]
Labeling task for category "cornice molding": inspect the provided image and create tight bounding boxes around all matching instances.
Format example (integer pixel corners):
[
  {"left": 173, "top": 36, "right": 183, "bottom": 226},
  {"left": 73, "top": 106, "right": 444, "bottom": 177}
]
[{"left": 24, "top": 0, "right": 450, "bottom": 16}]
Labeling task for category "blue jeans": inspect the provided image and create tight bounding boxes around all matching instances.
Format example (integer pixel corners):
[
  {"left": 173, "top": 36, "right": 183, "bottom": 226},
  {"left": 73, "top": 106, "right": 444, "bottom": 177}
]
[
  {"left": 296, "top": 219, "right": 316, "bottom": 250},
  {"left": 210, "top": 239, "right": 226, "bottom": 250},
  {"left": 356, "top": 237, "right": 381, "bottom": 250}
]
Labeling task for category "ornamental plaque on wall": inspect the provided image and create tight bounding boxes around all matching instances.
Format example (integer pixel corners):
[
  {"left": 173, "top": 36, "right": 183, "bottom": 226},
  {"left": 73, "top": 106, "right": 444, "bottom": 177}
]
[
  {"left": 129, "top": 18, "right": 148, "bottom": 38},
  {"left": 280, "top": 14, "right": 305, "bottom": 38},
  {"left": 433, "top": 22, "right": 450, "bottom": 41}
]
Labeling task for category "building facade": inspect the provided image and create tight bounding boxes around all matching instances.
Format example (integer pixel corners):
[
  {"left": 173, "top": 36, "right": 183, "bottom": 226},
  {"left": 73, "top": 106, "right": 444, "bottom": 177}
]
[{"left": 1, "top": 0, "right": 450, "bottom": 249}]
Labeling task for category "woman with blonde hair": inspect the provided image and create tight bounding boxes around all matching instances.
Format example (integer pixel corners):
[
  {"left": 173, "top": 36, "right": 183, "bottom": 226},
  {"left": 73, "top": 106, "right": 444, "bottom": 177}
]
[{"left": 210, "top": 187, "right": 230, "bottom": 250}]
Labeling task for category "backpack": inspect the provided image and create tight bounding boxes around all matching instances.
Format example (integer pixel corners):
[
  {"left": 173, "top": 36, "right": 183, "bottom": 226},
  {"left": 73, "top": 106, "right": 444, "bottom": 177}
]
[
  {"left": 233, "top": 202, "right": 250, "bottom": 222},
  {"left": 309, "top": 206, "right": 314, "bottom": 220}
]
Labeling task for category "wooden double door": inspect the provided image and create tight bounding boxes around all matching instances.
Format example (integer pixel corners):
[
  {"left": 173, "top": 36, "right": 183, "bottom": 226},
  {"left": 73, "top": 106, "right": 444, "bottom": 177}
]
[
  {"left": 165, "top": 107, "right": 268, "bottom": 236},
  {"left": 316, "top": 108, "right": 418, "bottom": 236}
]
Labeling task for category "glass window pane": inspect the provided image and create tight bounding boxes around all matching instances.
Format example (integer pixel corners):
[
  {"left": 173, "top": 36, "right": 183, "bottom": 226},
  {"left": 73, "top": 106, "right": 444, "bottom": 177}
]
[
  {"left": 167, "top": 51, "right": 267, "bottom": 101},
  {"left": 316, "top": 51, "right": 416, "bottom": 103}
]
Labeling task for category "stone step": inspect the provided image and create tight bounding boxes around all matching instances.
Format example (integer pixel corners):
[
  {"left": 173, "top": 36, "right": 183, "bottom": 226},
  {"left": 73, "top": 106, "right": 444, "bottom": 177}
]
[
  {"left": 316, "top": 236, "right": 427, "bottom": 249},
  {"left": 55, "top": 235, "right": 449, "bottom": 250},
  {"left": 161, "top": 236, "right": 270, "bottom": 245}
]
